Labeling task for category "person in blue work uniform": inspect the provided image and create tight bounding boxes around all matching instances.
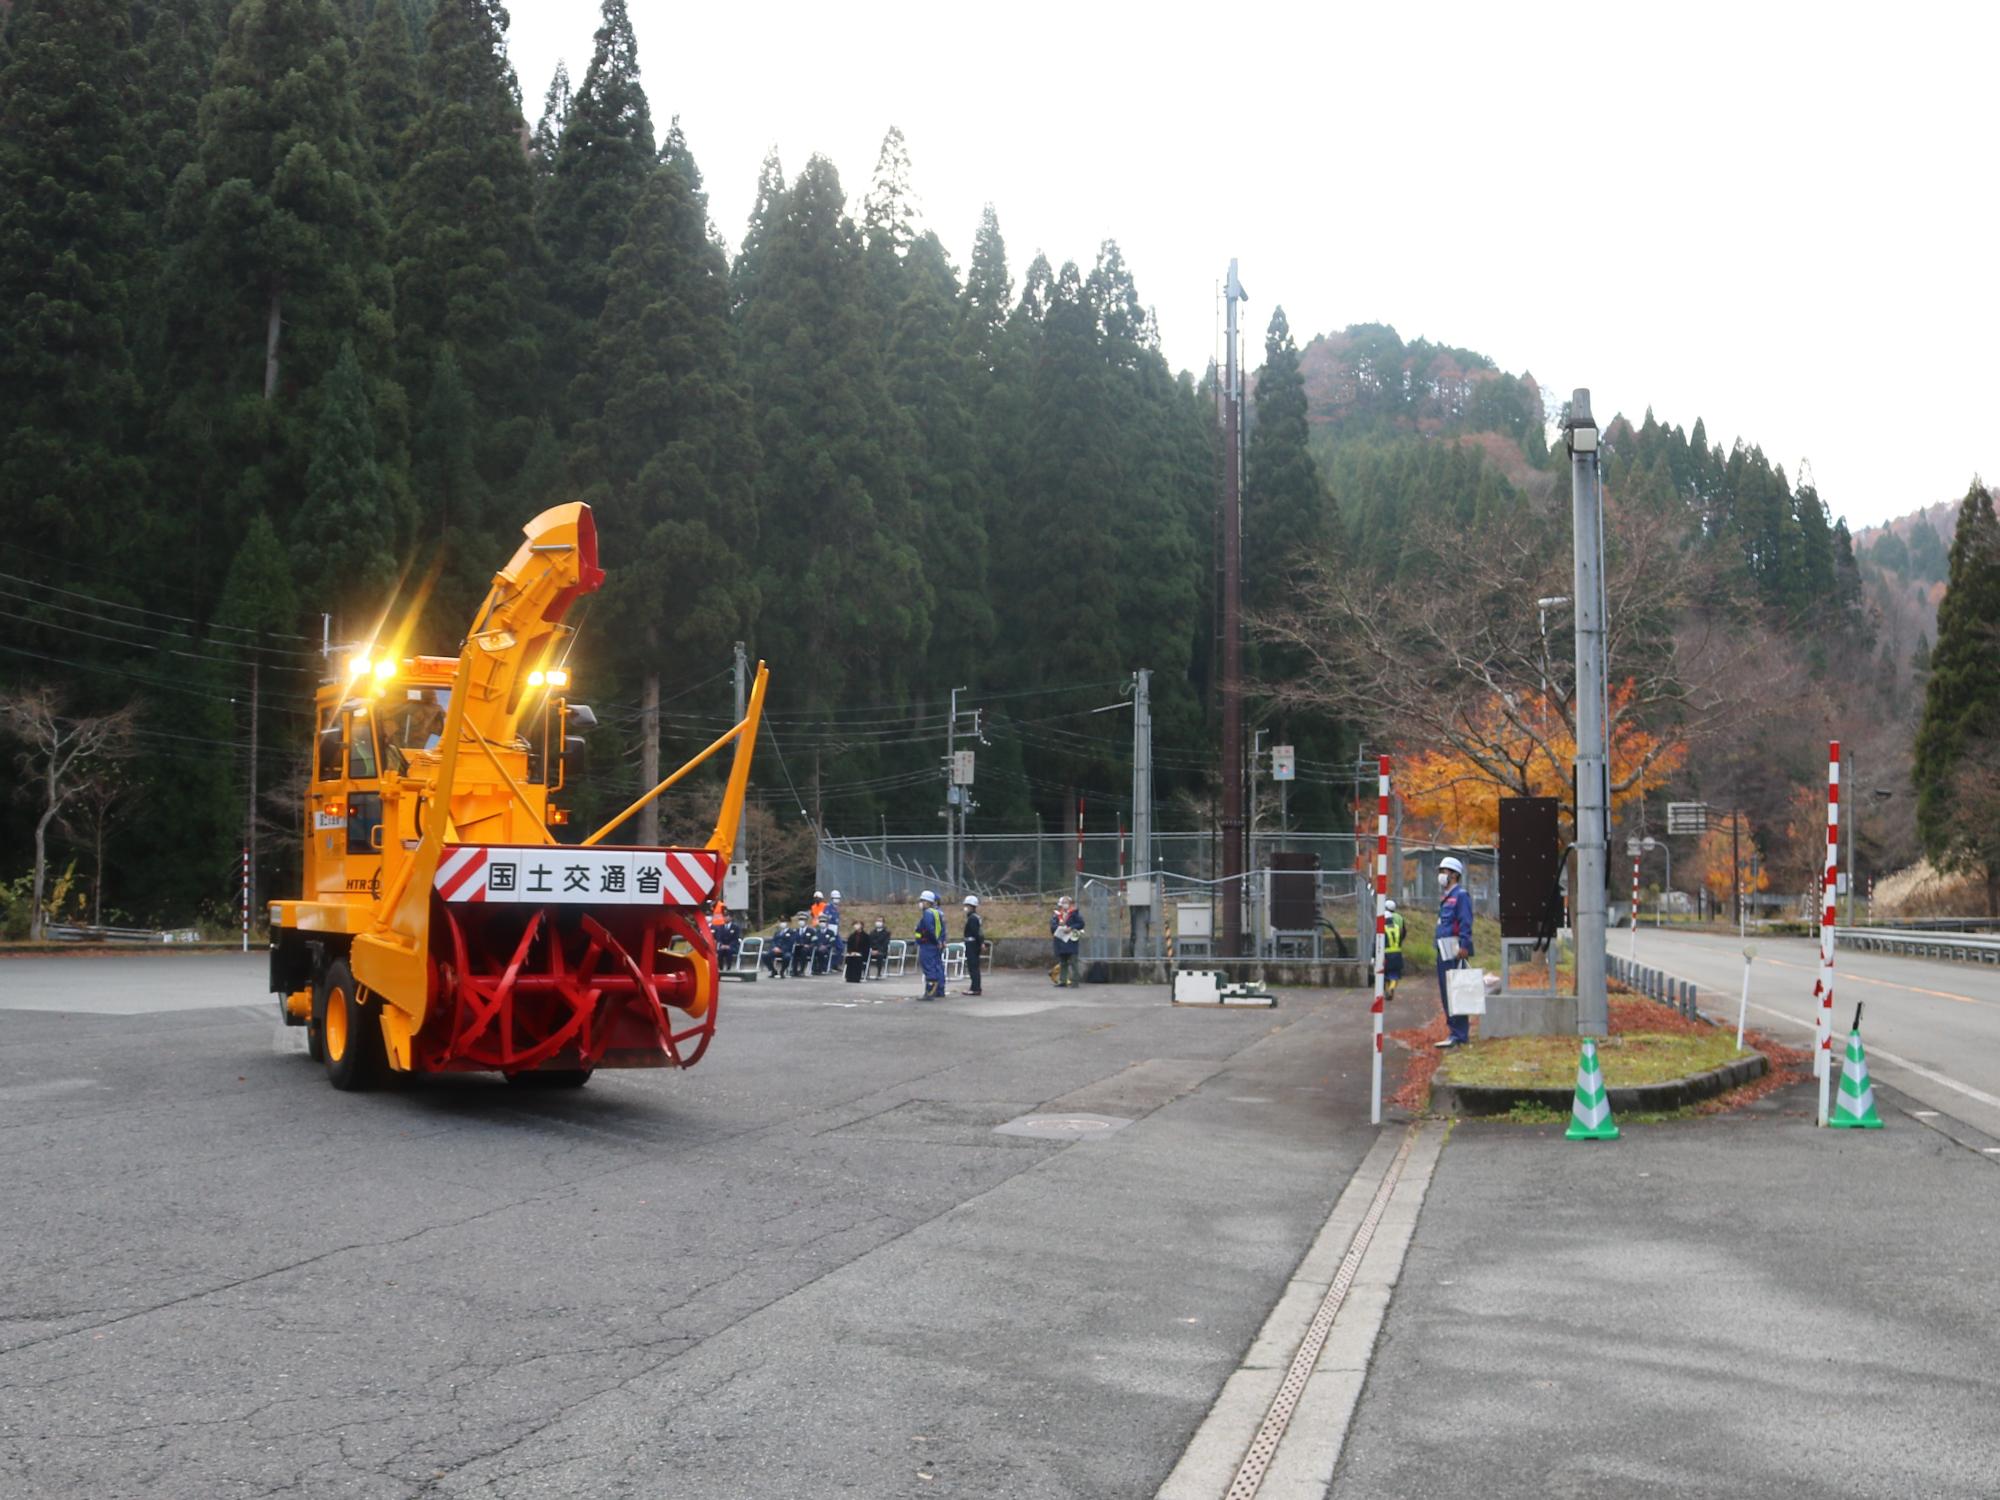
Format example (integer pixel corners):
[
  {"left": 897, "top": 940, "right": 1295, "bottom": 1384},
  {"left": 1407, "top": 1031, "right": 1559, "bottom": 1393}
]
[
  {"left": 915, "top": 889, "right": 948, "bottom": 1000},
  {"left": 823, "top": 890, "right": 842, "bottom": 928},
  {"left": 791, "top": 912, "right": 814, "bottom": 976},
  {"left": 767, "top": 919, "right": 794, "bottom": 978},
  {"left": 811, "top": 919, "right": 835, "bottom": 975},
  {"left": 1434, "top": 857, "right": 1474, "bottom": 1047},
  {"left": 714, "top": 908, "right": 741, "bottom": 974}
]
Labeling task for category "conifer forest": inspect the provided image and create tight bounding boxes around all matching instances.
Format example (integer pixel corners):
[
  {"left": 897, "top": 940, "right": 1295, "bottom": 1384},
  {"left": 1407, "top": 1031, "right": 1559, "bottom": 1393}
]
[{"left": 2, "top": 0, "right": 1990, "bottom": 927}]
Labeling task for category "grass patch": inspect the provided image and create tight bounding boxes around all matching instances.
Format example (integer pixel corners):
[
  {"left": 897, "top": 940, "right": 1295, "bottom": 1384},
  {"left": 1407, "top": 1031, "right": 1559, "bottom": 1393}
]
[
  {"left": 1501, "top": 1100, "right": 1564, "bottom": 1125},
  {"left": 1440, "top": 1026, "right": 1752, "bottom": 1091}
]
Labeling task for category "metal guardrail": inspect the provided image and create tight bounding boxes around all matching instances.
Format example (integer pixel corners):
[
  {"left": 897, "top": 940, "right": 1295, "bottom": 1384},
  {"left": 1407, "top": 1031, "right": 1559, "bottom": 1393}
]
[
  {"left": 1606, "top": 955, "right": 1700, "bottom": 1020},
  {"left": 1847, "top": 917, "right": 2000, "bottom": 933},
  {"left": 1836, "top": 927, "right": 2000, "bottom": 964},
  {"left": 43, "top": 924, "right": 206, "bottom": 944}
]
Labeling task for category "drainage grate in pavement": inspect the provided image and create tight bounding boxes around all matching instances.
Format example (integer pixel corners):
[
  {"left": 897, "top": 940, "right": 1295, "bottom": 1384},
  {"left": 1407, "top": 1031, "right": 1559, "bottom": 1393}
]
[{"left": 992, "top": 1112, "right": 1133, "bottom": 1142}]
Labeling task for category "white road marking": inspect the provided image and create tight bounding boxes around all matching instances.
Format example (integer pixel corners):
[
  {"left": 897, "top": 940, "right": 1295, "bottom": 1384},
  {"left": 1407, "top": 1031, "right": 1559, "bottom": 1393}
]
[{"left": 1739, "top": 996, "right": 2000, "bottom": 1114}]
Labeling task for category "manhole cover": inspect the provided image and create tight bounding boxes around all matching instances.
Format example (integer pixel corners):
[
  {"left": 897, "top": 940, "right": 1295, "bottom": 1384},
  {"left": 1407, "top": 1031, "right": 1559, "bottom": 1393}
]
[{"left": 992, "top": 1112, "right": 1133, "bottom": 1142}]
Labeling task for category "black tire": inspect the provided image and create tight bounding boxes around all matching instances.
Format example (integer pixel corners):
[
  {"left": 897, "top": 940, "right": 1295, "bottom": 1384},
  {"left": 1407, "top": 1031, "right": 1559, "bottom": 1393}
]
[
  {"left": 315, "top": 958, "right": 384, "bottom": 1091},
  {"left": 504, "top": 1068, "right": 593, "bottom": 1089}
]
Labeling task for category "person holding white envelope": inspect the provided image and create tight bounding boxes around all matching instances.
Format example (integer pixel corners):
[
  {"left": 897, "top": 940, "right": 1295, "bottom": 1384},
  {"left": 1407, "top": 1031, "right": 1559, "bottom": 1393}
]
[{"left": 1434, "top": 856, "right": 1475, "bottom": 1048}]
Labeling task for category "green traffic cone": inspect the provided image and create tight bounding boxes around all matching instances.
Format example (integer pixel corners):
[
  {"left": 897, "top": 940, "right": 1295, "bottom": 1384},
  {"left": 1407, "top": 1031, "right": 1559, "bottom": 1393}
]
[
  {"left": 1565, "top": 1038, "right": 1620, "bottom": 1140},
  {"left": 1828, "top": 1027, "right": 1884, "bottom": 1129}
]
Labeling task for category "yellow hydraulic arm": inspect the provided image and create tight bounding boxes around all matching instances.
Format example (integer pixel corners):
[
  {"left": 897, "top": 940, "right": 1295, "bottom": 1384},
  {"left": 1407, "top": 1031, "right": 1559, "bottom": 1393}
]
[{"left": 351, "top": 504, "right": 604, "bottom": 1049}]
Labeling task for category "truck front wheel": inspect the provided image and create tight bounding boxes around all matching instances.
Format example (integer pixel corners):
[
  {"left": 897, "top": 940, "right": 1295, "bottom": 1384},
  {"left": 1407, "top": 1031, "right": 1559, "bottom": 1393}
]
[{"left": 316, "top": 958, "right": 384, "bottom": 1091}]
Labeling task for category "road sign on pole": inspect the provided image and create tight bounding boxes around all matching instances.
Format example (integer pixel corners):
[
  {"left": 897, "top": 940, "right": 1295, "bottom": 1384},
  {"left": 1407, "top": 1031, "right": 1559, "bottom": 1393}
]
[
  {"left": 951, "top": 750, "right": 975, "bottom": 785},
  {"left": 1666, "top": 802, "right": 1708, "bottom": 835},
  {"left": 1271, "top": 745, "right": 1295, "bottom": 782}
]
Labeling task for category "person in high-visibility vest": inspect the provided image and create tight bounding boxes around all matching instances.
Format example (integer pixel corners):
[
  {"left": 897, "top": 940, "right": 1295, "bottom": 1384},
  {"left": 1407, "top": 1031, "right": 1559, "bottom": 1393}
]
[
  {"left": 915, "top": 890, "right": 948, "bottom": 1000},
  {"left": 1381, "top": 898, "right": 1405, "bottom": 1001}
]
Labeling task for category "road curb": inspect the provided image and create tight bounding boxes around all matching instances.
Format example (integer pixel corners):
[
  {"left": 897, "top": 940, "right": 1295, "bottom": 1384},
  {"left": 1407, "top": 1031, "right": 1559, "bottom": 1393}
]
[{"left": 1430, "top": 1052, "right": 1767, "bottom": 1116}]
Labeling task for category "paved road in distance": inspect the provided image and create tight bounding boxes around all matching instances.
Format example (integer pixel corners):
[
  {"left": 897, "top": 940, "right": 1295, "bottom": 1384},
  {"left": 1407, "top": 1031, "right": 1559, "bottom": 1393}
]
[{"left": 1630, "top": 927, "right": 2000, "bottom": 1136}]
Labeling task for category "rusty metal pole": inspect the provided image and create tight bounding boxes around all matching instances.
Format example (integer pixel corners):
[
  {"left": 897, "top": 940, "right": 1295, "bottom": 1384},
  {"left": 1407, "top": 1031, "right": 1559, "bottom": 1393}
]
[{"left": 1220, "top": 259, "right": 1248, "bottom": 957}]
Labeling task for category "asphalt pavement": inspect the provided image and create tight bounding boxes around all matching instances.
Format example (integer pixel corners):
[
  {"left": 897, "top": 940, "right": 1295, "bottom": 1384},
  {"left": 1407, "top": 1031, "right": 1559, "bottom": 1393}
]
[
  {"left": 0, "top": 954, "right": 1386, "bottom": 1499},
  {"left": 1330, "top": 1072, "right": 2000, "bottom": 1499},
  {"left": 1628, "top": 927, "right": 2000, "bottom": 1137}
]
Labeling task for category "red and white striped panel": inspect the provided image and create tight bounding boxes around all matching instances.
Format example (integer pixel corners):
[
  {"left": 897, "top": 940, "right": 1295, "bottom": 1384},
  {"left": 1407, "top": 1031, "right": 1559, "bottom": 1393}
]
[{"left": 433, "top": 845, "right": 723, "bottom": 907}]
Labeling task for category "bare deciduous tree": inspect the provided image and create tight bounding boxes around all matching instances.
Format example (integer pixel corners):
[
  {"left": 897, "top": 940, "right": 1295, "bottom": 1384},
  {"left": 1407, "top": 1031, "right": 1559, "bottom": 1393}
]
[
  {"left": 1255, "top": 500, "right": 1780, "bottom": 812},
  {"left": 2, "top": 689, "right": 139, "bottom": 941},
  {"left": 65, "top": 763, "right": 142, "bottom": 928}
]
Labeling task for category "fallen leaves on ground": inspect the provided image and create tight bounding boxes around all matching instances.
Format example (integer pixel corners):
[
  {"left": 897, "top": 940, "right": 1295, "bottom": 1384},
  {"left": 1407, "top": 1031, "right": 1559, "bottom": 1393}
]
[{"left": 1385, "top": 985, "right": 1809, "bottom": 1117}]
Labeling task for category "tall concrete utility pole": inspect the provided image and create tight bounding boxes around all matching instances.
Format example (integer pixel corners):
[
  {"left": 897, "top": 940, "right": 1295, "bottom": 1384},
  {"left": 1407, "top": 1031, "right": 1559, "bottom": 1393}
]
[
  {"left": 1566, "top": 390, "right": 1609, "bottom": 1036},
  {"left": 946, "top": 686, "right": 966, "bottom": 892},
  {"left": 1220, "top": 259, "right": 1249, "bottom": 957},
  {"left": 1131, "top": 668, "right": 1153, "bottom": 955}
]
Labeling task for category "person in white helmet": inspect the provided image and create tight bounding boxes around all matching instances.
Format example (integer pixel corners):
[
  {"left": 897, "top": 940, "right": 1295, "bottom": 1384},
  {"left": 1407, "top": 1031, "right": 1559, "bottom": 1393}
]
[
  {"left": 1049, "top": 894, "right": 1084, "bottom": 987},
  {"left": 824, "top": 889, "right": 842, "bottom": 927},
  {"left": 961, "top": 895, "right": 984, "bottom": 995},
  {"left": 914, "top": 890, "right": 948, "bottom": 1000},
  {"left": 1381, "top": 898, "right": 1406, "bottom": 1001},
  {"left": 1434, "top": 857, "right": 1474, "bottom": 1046}
]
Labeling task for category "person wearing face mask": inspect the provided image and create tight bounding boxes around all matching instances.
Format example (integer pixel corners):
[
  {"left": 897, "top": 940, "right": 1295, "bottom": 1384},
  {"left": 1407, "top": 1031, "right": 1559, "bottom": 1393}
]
[{"left": 1434, "top": 857, "right": 1474, "bottom": 1048}]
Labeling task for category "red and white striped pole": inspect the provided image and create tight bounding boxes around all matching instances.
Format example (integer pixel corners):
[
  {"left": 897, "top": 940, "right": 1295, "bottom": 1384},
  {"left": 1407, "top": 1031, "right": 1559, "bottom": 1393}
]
[
  {"left": 1629, "top": 848, "right": 1642, "bottom": 958},
  {"left": 240, "top": 846, "right": 250, "bottom": 953},
  {"left": 1371, "top": 755, "right": 1390, "bottom": 1125},
  {"left": 1816, "top": 740, "right": 1839, "bottom": 1125},
  {"left": 1075, "top": 796, "right": 1085, "bottom": 906}
]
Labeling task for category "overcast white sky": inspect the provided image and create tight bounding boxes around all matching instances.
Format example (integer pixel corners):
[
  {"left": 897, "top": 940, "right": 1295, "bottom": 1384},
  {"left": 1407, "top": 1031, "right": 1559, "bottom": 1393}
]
[{"left": 508, "top": 1, "right": 1994, "bottom": 531}]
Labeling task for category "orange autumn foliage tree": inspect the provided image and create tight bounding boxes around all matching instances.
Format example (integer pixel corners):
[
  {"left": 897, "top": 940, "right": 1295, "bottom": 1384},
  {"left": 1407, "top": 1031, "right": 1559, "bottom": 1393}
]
[
  {"left": 1693, "top": 810, "right": 1771, "bottom": 908},
  {"left": 1395, "top": 681, "right": 1685, "bottom": 844}
]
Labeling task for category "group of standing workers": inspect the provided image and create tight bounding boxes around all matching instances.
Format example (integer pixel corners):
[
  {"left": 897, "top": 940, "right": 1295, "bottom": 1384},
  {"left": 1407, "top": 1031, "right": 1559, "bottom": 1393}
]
[
  {"left": 912, "top": 890, "right": 985, "bottom": 1000},
  {"left": 723, "top": 863, "right": 1472, "bottom": 1036}
]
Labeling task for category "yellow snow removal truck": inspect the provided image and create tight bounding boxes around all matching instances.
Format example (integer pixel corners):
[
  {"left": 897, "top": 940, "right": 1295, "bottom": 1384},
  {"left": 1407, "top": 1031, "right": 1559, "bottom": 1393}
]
[{"left": 267, "top": 502, "right": 768, "bottom": 1089}]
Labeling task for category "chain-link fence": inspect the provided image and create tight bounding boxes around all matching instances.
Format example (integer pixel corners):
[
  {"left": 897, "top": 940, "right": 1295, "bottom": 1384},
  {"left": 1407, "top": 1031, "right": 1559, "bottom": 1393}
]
[
  {"left": 818, "top": 833, "right": 1495, "bottom": 910},
  {"left": 816, "top": 833, "right": 1497, "bottom": 962}
]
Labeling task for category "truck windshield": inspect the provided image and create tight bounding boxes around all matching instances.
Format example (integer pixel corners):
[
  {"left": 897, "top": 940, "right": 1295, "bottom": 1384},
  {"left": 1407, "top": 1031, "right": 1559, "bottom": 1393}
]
[
  {"left": 347, "top": 708, "right": 378, "bottom": 780},
  {"left": 379, "top": 689, "right": 452, "bottom": 763}
]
